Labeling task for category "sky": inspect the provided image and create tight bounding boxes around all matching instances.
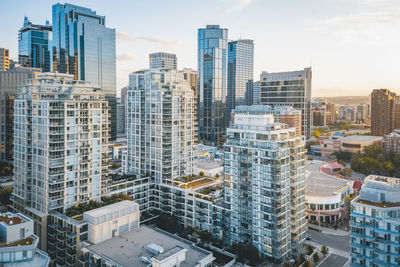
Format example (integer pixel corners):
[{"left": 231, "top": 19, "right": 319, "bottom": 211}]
[{"left": 1, "top": 0, "right": 400, "bottom": 97}]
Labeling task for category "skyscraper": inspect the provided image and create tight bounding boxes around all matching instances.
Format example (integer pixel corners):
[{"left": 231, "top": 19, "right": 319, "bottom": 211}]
[
  {"left": 0, "top": 48, "right": 10, "bottom": 71},
  {"left": 350, "top": 175, "right": 400, "bottom": 267},
  {"left": 126, "top": 69, "right": 196, "bottom": 182},
  {"left": 179, "top": 68, "right": 198, "bottom": 97},
  {"left": 12, "top": 73, "right": 110, "bottom": 249},
  {"left": 227, "top": 39, "right": 254, "bottom": 121},
  {"left": 0, "top": 67, "right": 41, "bottom": 163},
  {"left": 252, "top": 81, "right": 260, "bottom": 105},
  {"left": 224, "top": 105, "right": 306, "bottom": 262},
  {"left": 50, "top": 3, "right": 117, "bottom": 139},
  {"left": 371, "top": 89, "right": 396, "bottom": 136},
  {"left": 260, "top": 68, "right": 312, "bottom": 138},
  {"left": 149, "top": 52, "right": 177, "bottom": 70},
  {"left": 198, "top": 25, "right": 228, "bottom": 146},
  {"left": 18, "top": 17, "right": 52, "bottom": 72}
]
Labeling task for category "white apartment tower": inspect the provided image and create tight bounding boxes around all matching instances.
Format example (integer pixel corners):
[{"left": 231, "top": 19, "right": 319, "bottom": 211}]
[
  {"left": 126, "top": 69, "right": 196, "bottom": 182},
  {"left": 12, "top": 73, "right": 110, "bottom": 216},
  {"left": 224, "top": 105, "right": 306, "bottom": 263}
]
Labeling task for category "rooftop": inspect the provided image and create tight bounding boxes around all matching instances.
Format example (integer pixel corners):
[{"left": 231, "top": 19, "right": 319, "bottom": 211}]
[
  {"left": 0, "top": 214, "right": 24, "bottom": 226},
  {"left": 4, "top": 249, "right": 50, "bottom": 267},
  {"left": 86, "top": 225, "right": 213, "bottom": 267},
  {"left": 194, "top": 159, "right": 223, "bottom": 170},
  {"left": 83, "top": 200, "right": 138, "bottom": 219},
  {"left": 355, "top": 198, "right": 400, "bottom": 208},
  {"left": 306, "top": 161, "right": 352, "bottom": 197},
  {"left": 340, "top": 135, "right": 382, "bottom": 144},
  {"left": 0, "top": 236, "right": 34, "bottom": 248}
]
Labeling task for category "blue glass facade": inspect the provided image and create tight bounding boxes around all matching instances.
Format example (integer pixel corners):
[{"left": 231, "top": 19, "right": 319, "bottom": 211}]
[
  {"left": 197, "top": 25, "right": 228, "bottom": 146},
  {"left": 227, "top": 39, "right": 254, "bottom": 122},
  {"left": 51, "top": 3, "right": 117, "bottom": 139},
  {"left": 18, "top": 17, "right": 52, "bottom": 72}
]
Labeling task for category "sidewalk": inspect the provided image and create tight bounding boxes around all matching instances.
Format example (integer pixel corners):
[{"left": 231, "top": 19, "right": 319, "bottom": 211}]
[
  {"left": 309, "top": 223, "right": 349, "bottom": 236},
  {"left": 305, "top": 240, "right": 350, "bottom": 266}
]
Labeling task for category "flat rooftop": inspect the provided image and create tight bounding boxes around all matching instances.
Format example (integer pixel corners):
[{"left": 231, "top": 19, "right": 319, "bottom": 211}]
[
  {"left": 340, "top": 135, "right": 382, "bottom": 144},
  {"left": 83, "top": 200, "right": 137, "bottom": 218},
  {"left": 0, "top": 214, "right": 24, "bottom": 226},
  {"left": 355, "top": 198, "right": 400, "bottom": 208},
  {"left": 86, "top": 225, "right": 212, "bottom": 267},
  {"left": 306, "top": 161, "right": 351, "bottom": 197},
  {"left": 4, "top": 250, "right": 50, "bottom": 267},
  {"left": 194, "top": 159, "right": 223, "bottom": 170}
]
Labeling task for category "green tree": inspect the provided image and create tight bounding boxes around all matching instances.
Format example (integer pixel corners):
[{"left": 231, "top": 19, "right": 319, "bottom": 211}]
[
  {"left": 304, "top": 259, "right": 312, "bottom": 267},
  {"left": 199, "top": 171, "right": 205, "bottom": 176},
  {"left": 0, "top": 186, "right": 12, "bottom": 205},
  {"left": 313, "top": 252, "right": 320, "bottom": 263},
  {"left": 363, "top": 143, "right": 383, "bottom": 159},
  {"left": 321, "top": 245, "right": 329, "bottom": 255}
]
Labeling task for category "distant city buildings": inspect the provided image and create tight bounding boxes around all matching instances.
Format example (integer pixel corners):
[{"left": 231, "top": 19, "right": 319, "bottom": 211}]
[
  {"left": 0, "top": 66, "right": 41, "bottom": 163},
  {"left": 339, "top": 105, "right": 356, "bottom": 122},
  {"left": 12, "top": 73, "right": 110, "bottom": 249},
  {"left": 227, "top": 39, "right": 254, "bottom": 122},
  {"left": 252, "top": 81, "right": 260, "bottom": 105},
  {"left": 149, "top": 52, "right": 177, "bottom": 70},
  {"left": 356, "top": 102, "right": 370, "bottom": 122},
  {"left": 126, "top": 69, "right": 196, "bottom": 182},
  {"left": 116, "top": 98, "right": 126, "bottom": 136},
  {"left": 260, "top": 68, "right": 312, "bottom": 139},
  {"left": 371, "top": 89, "right": 398, "bottom": 136},
  {"left": 312, "top": 99, "right": 336, "bottom": 126},
  {"left": 0, "top": 212, "right": 50, "bottom": 266},
  {"left": 0, "top": 48, "right": 10, "bottom": 71},
  {"left": 18, "top": 17, "right": 52, "bottom": 72},
  {"left": 224, "top": 105, "right": 306, "bottom": 262},
  {"left": 384, "top": 129, "right": 400, "bottom": 155},
  {"left": 198, "top": 25, "right": 228, "bottom": 146},
  {"left": 350, "top": 175, "right": 400, "bottom": 267},
  {"left": 50, "top": 3, "right": 117, "bottom": 140}
]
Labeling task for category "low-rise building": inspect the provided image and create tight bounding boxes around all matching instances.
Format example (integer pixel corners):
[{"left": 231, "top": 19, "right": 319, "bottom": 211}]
[
  {"left": 193, "top": 159, "right": 223, "bottom": 177},
  {"left": 80, "top": 225, "right": 215, "bottom": 267},
  {"left": 384, "top": 129, "right": 400, "bottom": 155},
  {"left": 306, "top": 161, "right": 353, "bottom": 225},
  {"left": 0, "top": 212, "right": 49, "bottom": 266},
  {"left": 350, "top": 175, "right": 400, "bottom": 267}
]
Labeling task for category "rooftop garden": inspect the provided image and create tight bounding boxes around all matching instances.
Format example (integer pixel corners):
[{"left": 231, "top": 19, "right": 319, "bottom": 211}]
[
  {"left": 0, "top": 236, "right": 34, "bottom": 248},
  {"left": 66, "top": 194, "right": 131, "bottom": 218},
  {"left": 355, "top": 198, "right": 400, "bottom": 208},
  {"left": 0, "top": 214, "right": 24, "bottom": 225}
]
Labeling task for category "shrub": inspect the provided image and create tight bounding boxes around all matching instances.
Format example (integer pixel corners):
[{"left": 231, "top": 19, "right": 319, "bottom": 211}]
[
  {"left": 321, "top": 245, "right": 329, "bottom": 255},
  {"left": 313, "top": 252, "right": 320, "bottom": 263}
]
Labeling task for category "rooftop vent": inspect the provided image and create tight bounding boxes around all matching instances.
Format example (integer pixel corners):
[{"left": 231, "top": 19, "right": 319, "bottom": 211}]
[{"left": 147, "top": 243, "right": 164, "bottom": 255}]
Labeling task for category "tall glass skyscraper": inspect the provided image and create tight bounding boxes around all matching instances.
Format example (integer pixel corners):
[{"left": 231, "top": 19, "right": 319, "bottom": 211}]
[
  {"left": 18, "top": 17, "right": 52, "bottom": 72},
  {"left": 50, "top": 3, "right": 117, "bottom": 139},
  {"left": 198, "top": 25, "right": 228, "bottom": 146},
  {"left": 227, "top": 39, "right": 254, "bottom": 122}
]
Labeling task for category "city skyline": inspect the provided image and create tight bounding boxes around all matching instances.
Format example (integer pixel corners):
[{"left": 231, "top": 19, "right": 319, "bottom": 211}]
[{"left": 1, "top": 0, "right": 399, "bottom": 97}]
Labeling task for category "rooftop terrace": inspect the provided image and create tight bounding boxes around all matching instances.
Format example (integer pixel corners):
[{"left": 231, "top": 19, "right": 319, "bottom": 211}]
[{"left": 0, "top": 215, "right": 24, "bottom": 226}]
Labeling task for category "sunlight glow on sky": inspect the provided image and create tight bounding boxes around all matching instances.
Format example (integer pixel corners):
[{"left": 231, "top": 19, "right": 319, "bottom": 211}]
[{"left": 1, "top": 0, "right": 400, "bottom": 96}]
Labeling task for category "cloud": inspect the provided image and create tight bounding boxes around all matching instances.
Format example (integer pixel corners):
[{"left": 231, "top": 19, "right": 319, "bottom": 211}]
[
  {"left": 117, "top": 53, "right": 139, "bottom": 62},
  {"left": 225, "top": 0, "right": 252, "bottom": 13},
  {"left": 117, "top": 32, "right": 182, "bottom": 50},
  {"left": 313, "top": 6, "right": 400, "bottom": 46}
]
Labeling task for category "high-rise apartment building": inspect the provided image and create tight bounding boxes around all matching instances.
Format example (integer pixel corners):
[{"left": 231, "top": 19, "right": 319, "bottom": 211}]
[
  {"left": 116, "top": 98, "right": 126, "bottom": 136},
  {"left": 260, "top": 68, "right": 312, "bottom": 139},
  {"left": 350, "top": 175, "right": 400, "bottom": 267},
  {"left": 50, "top": 3, "right": 117, "bottom": 140},
  {"left": 371, "top": 89, "right": 397, "bottom": 136},
  {"left": 149, "top": 52, "right": 177, "bottom": 70},
  {"left": 252, "top": 81, "right": 260, "bottom": 105},
  {"left": 312, "top": 99, "right": 327, "bottom": 127},
  {"left": 356, "top": 102, "right": 370, "bottom": 122},
  {"left": 326, "top": 102, "right": 336, "bottom": 125},
  {"left": 126, "top": 69, "right": 196, "bottom": 182},
  {"left": 12, "top": 73, "right": 110, "bottom": 249},
  {"left": 198, "top": 25, "right": 228, "bottom": 146},
  {"left": 0, "top": 67, "right": 41, "bottom": 163},
  {"left": 395, "top": 96, "right": 400, "bottom": 130},
  {"left": 18, "top": 17, "right": 52, "bottom": 72},
  {"left": 120, "top": 86, "right": 128, "bottom": 105},
  {"left": 0, "top": 48, "right": 10, "bottom": 71},
  {"left": 224, "top": 106, "right": 306, "bottom": 262},
  {"left": 179, "top": 68, "right": 198, "bottom": 97},
  {"left": 227, "top": 39, "right": 254, "bottom": 121}
]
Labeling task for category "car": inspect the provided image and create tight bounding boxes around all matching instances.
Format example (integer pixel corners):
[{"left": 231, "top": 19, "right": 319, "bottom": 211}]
[{"left": 306, "top": 233, "right": 312, "bottom": 240}]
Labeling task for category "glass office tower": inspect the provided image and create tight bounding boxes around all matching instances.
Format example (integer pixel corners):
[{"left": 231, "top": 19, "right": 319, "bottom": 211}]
[
  {"left": 18, "top": 17, "right": 52, "bottom": 72},
  {"left": 50, "top": 3, "right": 117, "bottom": 139},
  {"left": 198, "top": 25, "right": 228, "bottom": 146},
  {"left": 227, "top": 39, "right": 254, "bottom": 123}
]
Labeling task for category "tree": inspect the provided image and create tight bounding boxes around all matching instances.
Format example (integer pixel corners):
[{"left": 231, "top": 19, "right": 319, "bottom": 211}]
[
  {"left": 314, "top": 130, "right": 321, "bottom": 138},
  {"left": 304, "top": 259, "right": 312, "bottom": 267},
  {"left": 199, "top": 171, "right": 205, "bottom": 176},
  {"left": 344, "top": 168, "right": 354, "bottom": 177},
  {"left": 363, "top": 143, "right": 383, "bottom": 159},
  {"left": 321, "top": 245, "right": 329, "bottom": 255},
  {"left": 313, "top": 252, "right": 320, "bottom": 263},
  {"left": 0, "top": 186, "right": 12, "bottom": 205}
]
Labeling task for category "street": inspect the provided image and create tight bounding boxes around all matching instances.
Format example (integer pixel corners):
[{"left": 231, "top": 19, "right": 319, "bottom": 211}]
[{"left": 308, "top": 229, "right": 350, "bottom": 253}]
